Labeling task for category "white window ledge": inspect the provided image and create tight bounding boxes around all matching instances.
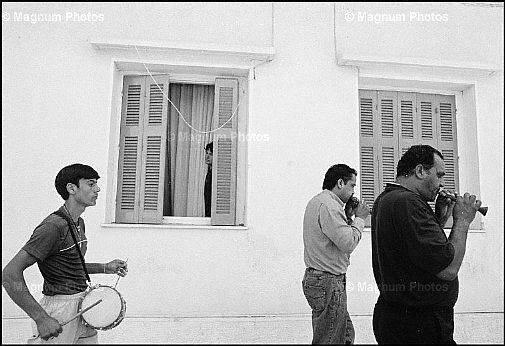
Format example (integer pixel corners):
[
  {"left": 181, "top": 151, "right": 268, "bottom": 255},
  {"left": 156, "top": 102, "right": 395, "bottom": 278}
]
[
  {"left": 89, "top": 38, "right": 275, "bottom": 71},
  {"left": 337, "top": 53, "right": 500, "bottom": 78},
  {"left": 101, "top": 223, "right": 248, "bottom": 231}
]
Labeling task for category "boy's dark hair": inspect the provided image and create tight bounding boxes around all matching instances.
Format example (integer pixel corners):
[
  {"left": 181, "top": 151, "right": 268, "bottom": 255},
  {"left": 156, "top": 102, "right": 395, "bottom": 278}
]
[
  {"left": 396, "top": 145, "right": 444, "bottom": 178},
  {"left": 205, "top": 142, "right": 213, "bottom": 153},
  {"left": 322, "top": 164, "right": 357, "bottom": 190},
  {"left": 55, "top": 164, "right": 100, "bottom": 200}
]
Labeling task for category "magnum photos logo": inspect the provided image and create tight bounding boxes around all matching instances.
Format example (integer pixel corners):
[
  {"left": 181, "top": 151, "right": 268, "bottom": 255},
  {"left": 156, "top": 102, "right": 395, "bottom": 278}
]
[
  {"left": 2, "top": 11, "right": 105, "bottom": 24},
  {"left": 344, "top": 11, "right": 449, "bottom": 24},
  {"left": 171, "top": 132, "right": 270, "bottom": 143}
]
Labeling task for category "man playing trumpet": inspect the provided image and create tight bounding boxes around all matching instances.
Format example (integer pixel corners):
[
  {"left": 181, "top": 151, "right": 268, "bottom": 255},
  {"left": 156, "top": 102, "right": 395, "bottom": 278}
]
[{"left": 371, "top": 145, "right": 482, "bottom": 344}]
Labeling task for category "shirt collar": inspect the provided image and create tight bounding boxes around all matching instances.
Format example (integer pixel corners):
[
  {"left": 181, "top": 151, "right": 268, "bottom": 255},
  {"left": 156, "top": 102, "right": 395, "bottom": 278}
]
[
  {"left": 385, "top": 182, "right": 415, "bottom": 194},
  {"left": 324, "top": 189, "right": 345, "bottom": 207}
]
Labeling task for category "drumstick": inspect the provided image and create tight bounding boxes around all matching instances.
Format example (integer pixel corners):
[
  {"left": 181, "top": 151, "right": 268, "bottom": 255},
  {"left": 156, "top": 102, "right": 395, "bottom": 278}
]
[
  {"left": 61, "top": 299, "right": 103, "bottom": 326},
  {"left": 33, "top": 299, "right": 103, "bottom": 340},
  {"left": 114, "top": 258, "right": 128, "bottom": 288}
]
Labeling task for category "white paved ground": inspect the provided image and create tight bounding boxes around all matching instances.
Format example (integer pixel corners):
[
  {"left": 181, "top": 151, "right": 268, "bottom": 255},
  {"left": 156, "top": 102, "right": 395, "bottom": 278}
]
[{"left": 2, "top": 313, "right": 503, "bottom": 344}]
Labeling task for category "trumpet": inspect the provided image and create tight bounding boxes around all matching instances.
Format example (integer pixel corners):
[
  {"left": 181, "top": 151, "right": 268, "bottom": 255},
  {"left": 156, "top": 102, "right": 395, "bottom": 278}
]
[{"left": 438, "top": 190, "right": 488, "bottom": 216}]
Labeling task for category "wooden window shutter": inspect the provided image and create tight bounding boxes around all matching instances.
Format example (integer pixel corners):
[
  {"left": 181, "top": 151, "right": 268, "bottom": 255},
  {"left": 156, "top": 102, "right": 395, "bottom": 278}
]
[
  {"left": 359, "top": 90, "right": 379, "bottom": 211},
  {"left": 416, "top": 93, "right": 439, "bottom": 149},
  {"left": 211, "top": 78, "right": 238, "bottom": 225},
  {"left": 139, "top": 76, "right": 169, "bottom": 223},
  {"left": 359, "top": 90, "right": 460, "bottom": 227},
  {"left": 398, "top": 92, "right": 419, "bottom": 154},
  {"left": 416, "top": 93, "right": 440, "bottom": 211},
  {"left": 436, "top": 95, "right": 459, "bottom": 195},
  {"left": 435, "top": 94, "right": 459, "bottom": 227},
  {"left": 116, "top": 76, "right": 145, "bottom": 223},
  {"left": 116, "top": 75, "right": 169, "bottom": 224},
  {"left": 377, "top": 91, "right": 400, "bottom": 191}
]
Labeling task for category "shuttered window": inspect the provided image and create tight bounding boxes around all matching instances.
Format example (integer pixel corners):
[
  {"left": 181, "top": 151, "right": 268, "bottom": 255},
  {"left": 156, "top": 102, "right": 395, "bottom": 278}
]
[
  {"left": 116, "top": 76, "right": 240, "bottom": 225},
  {"left": 359, "top": 90, "right": 459, "bottom": 227},
  {"left": 211, "top": 78, "right": 239, "bottom": 225},
  {"left": 116, "top": 75, "right": 169, "bottom": 224}
]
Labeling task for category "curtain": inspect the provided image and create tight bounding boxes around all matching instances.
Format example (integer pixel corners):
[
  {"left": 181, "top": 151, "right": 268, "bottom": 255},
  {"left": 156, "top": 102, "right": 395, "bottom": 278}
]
[{"left": 164, "top": 84, "right": 215, "bottom": 217}]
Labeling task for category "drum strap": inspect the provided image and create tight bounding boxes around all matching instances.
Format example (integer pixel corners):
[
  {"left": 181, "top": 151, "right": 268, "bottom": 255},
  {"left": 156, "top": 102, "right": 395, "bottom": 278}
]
[{"left": 53, "top": 209, "right": 92, "bottom": 284}]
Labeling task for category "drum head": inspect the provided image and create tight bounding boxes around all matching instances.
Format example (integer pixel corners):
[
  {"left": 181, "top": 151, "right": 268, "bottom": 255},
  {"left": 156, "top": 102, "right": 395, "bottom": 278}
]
[{"left": 81, "top": 286, "right": 123, "bottom": 329}]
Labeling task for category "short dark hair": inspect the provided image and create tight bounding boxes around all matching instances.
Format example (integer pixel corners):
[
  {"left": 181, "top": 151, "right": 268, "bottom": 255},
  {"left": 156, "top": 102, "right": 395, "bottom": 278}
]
[
  {"left": 55, "top": 164, "right": 100, "bottom": 200},
  {"left": 322, "top": 164, "right": 357, "bottom": 190},
  {"left": 396, "top": 145, "right": 444, "bottom": 178},
  {"left": 205, "top": 142, "right": 213, "bottom": 153}
]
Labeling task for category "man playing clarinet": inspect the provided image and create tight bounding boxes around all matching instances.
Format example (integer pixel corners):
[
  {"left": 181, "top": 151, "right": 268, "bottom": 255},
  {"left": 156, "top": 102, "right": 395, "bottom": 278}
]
[{"left": 371, "top": 145, "right": 482, "bottom": 344}]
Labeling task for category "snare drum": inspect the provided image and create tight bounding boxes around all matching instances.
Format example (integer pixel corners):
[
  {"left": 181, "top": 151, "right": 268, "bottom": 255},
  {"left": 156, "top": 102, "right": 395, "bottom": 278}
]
[{"left": 79, "top": 284, "right": 126, "bottom": 330}]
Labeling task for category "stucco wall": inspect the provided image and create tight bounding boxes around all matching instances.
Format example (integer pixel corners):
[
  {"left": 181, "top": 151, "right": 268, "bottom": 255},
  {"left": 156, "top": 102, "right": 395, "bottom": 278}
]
[{"left": 2, "top": 2, "right": 503, "bottom": 319}]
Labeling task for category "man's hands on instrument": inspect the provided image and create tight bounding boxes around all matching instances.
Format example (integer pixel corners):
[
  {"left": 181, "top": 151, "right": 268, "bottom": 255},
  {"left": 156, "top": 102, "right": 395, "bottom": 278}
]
[
  {"left": 436, "top": 190, "right": 456, "bottom": 223},
  {"left": 345, "top": 195, "right": 370, "bottom": 221},
  {"left": 105, "top": 259, "right": 128, "bottom": 277},
  {"left": 345, "top": 199, "right": 356, "bottom": 220},
  {"left": 36, "top": 315, "right": 62, "bottom": 341},
  {"left": 453, "top": 192, "right": 482, "bottom": 225}
]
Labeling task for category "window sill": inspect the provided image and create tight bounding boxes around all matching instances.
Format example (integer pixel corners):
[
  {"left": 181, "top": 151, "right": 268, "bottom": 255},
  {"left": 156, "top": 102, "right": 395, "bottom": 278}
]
[
  {"left": 163, "top": 216, "right": 212, "bottom": 225},
  {"left": 101, "top": 223, "right": 248, "bottom": 231}
]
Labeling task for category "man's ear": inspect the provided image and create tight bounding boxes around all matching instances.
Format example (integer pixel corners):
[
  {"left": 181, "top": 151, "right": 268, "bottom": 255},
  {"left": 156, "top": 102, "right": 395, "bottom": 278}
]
[
  {"left": 66, "top": 183, "right": 76, "bottom": 195},
  {"left": 336, "top": 178, "right": 344, "bottom": 189},
  {"left": 414, "top": 164, "right": 425, "bottom": 179}
]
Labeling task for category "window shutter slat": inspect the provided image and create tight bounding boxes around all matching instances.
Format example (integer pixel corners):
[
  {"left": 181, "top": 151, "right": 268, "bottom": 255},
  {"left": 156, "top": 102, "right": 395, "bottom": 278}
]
[
  {"left": 378, "top": 91, "right": 399, "bottom": 191},
  {"left": 399, "top": 92, "right": 418, "bottom": 142},
  {"left": 360, "top": 97, "right": 374, "bottom": 137},
  {"left": 439, "top": 102, "right": 454, "bottom": 141},
  {"left": 435, "top": 96, "right": 458, "bottom": 194},
  {"left": 398, "top": 92, "right": 419, "bottom": 157},
  {"left": 126, "top": 85, "right": 141, "bottom": 126},
  {"left": 139, "top": 76, "right": 169, "bottom": 224},
  {"left": 380, "top": 99, "right": 394, "bottom": 138},
  {"left": 143, "top": 136, "right": 162, "bottom": 211},
  {"left": 400, "top": 100, "right": 414, "bottom": 139},
  {"left": 148, "top": 84, "right": 164, "bottom": 125},
  {"left": 441, "top": 149, "right": 456, "bottom": 192},
  {"left": 421, "top": 101, "right": 434, "bottom": 140},
  {"left": 359, "top": 90, "right": 380, "bottom": 227},
  {"left": 435, "top": 95, "right": 459, "bottom": 193},
  {"left": 360, "top": 146, "right": 376, "bottom": 205},
  {"left": 381, "top": 147, "right": 396, "bottom": 189},
  {"left": 116, "top": 77, "right": 146, "bottom": 223},
  {"left": 416, "top": 94, "right": 438, "bottom": 149},
  {"left": 120, "top": 137, "right": 139, "bottom": 210},
  {"left": 436, "top": 95, "right": 459, "bottom": 228},
  {"left": 211, "top": 78, "right": 238, "bottom": 225}
]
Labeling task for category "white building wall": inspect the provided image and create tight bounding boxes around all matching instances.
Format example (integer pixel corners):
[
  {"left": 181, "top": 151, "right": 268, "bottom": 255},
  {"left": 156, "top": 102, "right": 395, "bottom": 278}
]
[{"left": 2, "top": 2, "right": 503, "bottom": 320}]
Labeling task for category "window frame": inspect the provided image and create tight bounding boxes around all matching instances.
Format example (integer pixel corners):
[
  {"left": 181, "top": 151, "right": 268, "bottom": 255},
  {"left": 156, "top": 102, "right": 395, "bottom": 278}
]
[
  {"left": 104, "top": 63, "right": 249, "bottom": 227},
  {"left": 358, "top": 79, "right": 484, "bottom": 231}
]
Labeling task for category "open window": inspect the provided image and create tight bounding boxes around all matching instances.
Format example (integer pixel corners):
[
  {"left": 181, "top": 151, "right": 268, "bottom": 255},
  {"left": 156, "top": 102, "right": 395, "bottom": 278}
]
[{"left": 115, "top": 75, "right": 240, "bottom": 225}]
